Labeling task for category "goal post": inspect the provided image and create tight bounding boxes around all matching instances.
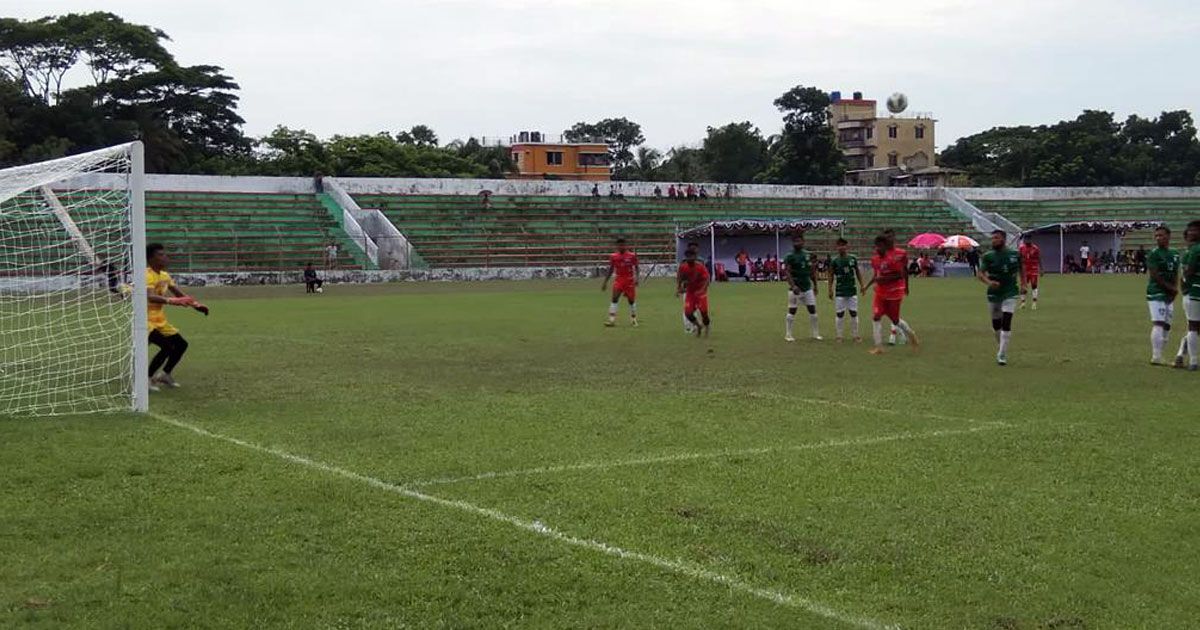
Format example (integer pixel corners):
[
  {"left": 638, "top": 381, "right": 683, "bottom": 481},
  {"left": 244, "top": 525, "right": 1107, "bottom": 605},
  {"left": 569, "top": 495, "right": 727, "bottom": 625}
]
[{"left": 0, "top": 142, "right": 148, "bottom": 416}]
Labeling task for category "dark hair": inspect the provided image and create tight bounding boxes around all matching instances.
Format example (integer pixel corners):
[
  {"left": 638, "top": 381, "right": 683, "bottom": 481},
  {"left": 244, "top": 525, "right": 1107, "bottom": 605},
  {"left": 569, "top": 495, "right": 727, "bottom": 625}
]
[
  {"left": 836, "top": 237, "right": 848, "bottom": 245},
  {"left": 1188, "top": 220, "right": 1200, "bottom": 232},
  {"left": 1155, "top": 225, "right": 1171, "bottom": 234},
  {"left": 615, "top": 237, "right": 626, "bottom": 244},
  {"left": 146, "top": 243, "right": 164, "bottom": 259},
  {"left": 874, "top": 235, "right": 888, "bottom": 246},
  {"left": 1022, "top": 234, "right": 1032, "bottom": 241},
  {"left": 883, "top": 228, "right": 896, "bottom": 236},
  {"left": 992, "top": 230, "right": 1006, "bottom": 238}
]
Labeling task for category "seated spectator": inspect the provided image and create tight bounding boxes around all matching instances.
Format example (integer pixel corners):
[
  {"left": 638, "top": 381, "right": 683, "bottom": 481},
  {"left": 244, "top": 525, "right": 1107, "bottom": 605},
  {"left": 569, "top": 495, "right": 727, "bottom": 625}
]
[
  {"left": 715, "top": 261, "right": 727, "bottom": 282},
  {"left": 752, "top": 257, "right": 765, "bottom": 280},
  {"left": 686, "top": 184, "right": 698, "bottom": 200},
  {"left": 667, "top": 184, "right": 677, "bottom": 199},
  {"left": 698, "top": 185, "right": 709, "bottom": 199},
  {"left": 735, "top": 248, "right": 749, "bottom": 278},
  {"left": 304, "top": 262, "right": 324, "bottom": 293},
  {"left": 765, "top": 254, "right": 779, "bottom": 280}
]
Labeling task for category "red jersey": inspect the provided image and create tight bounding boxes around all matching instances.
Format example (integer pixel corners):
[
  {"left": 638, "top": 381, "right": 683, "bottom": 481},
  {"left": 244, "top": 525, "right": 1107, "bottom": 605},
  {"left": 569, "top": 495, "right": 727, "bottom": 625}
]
[
  {"left": 1019, "top": 243, "right": 1041, "bottom": 273},
  {"left": 678, "top": 261, "right": 710, "bottom": 295},
  {"left": 871, "top": 248, "right": 908, "bottom": 300},
  {"left": 609, "top": 251, "right": 638, "bottom": 280}
]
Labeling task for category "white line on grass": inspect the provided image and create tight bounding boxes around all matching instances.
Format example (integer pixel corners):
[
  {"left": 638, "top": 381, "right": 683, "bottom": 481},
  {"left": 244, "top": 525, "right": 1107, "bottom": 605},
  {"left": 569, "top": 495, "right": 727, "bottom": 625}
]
[
  {"left": 408, "top": 423, "right": 1011, "bottom": 487},
  {"left": 152, "top": 412, "right": 897, "bottom": 630},
  {"left": 726, "top": 389, "right": 985, "bottom": 425}
]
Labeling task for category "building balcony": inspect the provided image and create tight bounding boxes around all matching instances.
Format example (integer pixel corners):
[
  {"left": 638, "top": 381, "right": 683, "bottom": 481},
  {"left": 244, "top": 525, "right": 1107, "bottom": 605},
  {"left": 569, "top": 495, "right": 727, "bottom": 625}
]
[
  {"left": 836, "top": 118, "right": 875, "bottom": 130},
  {"left": 839, "top": 138, "right": 877, "bottom": 149}
]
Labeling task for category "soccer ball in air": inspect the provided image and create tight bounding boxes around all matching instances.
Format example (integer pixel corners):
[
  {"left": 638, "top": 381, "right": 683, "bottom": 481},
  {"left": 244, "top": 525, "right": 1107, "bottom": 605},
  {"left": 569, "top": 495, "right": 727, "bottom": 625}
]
[{"left": 886, "top": 92, "right": 908, "bottom": 115}]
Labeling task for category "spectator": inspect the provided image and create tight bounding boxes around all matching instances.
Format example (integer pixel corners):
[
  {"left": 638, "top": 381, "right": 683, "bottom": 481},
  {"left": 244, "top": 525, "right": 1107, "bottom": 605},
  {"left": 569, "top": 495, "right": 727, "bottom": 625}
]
[
  {"left": 1135, "top": 246, "right": 1147, "bottom": 274},
  {"left": 304, "top": 262, "right": 324, "bottom": 293},
  {"left": 667, "top": 184, "right": 677, "bottom": 199},
  {"left": 698, "top": 185, "right": 709, "bottom": 199},
  {"left": 918, "top": 252, "right": 932, "bottom": 277},
  {"left": 325, "top": 241, "right": 339, "bottom": 269},
  {"left": 653, "top": 185, "right": 662, "bottom": 198},
  {"left": 735, "top": 248, "right": 750, "bottom": 278},
  {"left": 686, "top": 184, "right": 698, "bottom": 200},
  {"left": 591, "top": 183, "right": 600, "bottom": 198},
  {"left": 753, "top": 257, "right": 765, "bottom": 280},
  {"left": 715, "top": 261, "right": 727, "bottom": 282},
  {"left": 1079, "top": 241, "right": 1091, "bottom": 270},
  {"left": 478, "top": 189, "right": 493, "bottom": 208},
  {"left": 966, "top": 247, "right": 980, "bottom": 275},
  {"left": 313, "top": 171, "right": 324, "bottom": 193},
  {"left": 765, "top": 254, "right": 779, "bottom": 280}
]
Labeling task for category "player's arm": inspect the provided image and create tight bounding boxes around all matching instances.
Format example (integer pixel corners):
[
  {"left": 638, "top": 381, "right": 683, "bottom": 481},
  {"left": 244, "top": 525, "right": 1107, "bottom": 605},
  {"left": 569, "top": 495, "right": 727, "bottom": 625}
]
[
  {"left": 827, "top": 270, "right": 835, "bottom": 300},
  {"left": 632, "top": 257, "right": 640, "bottom": 286},
  {"left": 861, "top": 267, "right": 876, "bottom": 293},
  {"left": 977, "top": 266, "right": 999, "bottom": 288},
  {"left": 855, "top": 266, "right": 866, "bottom": 292},
  {"left": 900, "top": 256, "right": 911, "bottom": 295},
  {"left": 1149, "top": 264, "right": 1175, "bottom": 299},
  {"left": 810, "top": 265, "right": 819, "bottom": 296},
  {"left": 601, "top": 260, "right": 613, "bottom": 290},
  {"left": 167, "top": 284, "right": 209, "bottom": 315},
  {"left": 783, "top": 262, "right": 798, "bottom": 292},
  {"left": 675, "top": 268, "right": 686, "bottom": 297}
]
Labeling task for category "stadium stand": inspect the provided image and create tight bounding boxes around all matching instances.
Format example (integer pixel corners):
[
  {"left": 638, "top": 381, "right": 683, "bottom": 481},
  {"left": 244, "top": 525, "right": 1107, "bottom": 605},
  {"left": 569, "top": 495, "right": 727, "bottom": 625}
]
[
  {"left": 54, "top": 190, "right": 366, "bottom": 272},
  {"left": 353, "top": 194, "right": 978, "bottom": 268},
  {"left": 973, "top": 197, "right": 1200, "bottom": 248}
]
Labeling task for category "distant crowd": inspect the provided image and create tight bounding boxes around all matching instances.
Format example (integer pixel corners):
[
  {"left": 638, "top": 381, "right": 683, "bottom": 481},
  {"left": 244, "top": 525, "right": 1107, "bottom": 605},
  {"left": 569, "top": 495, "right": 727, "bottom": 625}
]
[
  {"left": 590, "top": 183, "right": 739, "bottom": 200},
  {"left": 1063, "top": 242, "right": 1150, "bottom": 274}
]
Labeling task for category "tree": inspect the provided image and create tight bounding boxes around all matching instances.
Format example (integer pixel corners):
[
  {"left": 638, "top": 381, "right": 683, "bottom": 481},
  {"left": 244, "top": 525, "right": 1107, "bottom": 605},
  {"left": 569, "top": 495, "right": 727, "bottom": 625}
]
[
  {"left": 700, "top": 122, "right": 768, "bottom": 184},
  {"left": 257, "top": 126, "right": 331, "bottom": 176},
  {"left": 627, "top": 146, "right": 662, "bottom": 181},
  {"left": 655, "top": 146, "right": 706, "bottom": 182},
  {"left": 760, "top": 85, "right": 844, "bottom": 185},
  {"left": 396, "top": 124, "right": 438, "bottom": 147},
  {"left": 563, "top": 117, "right": 644, "bottom": 177}
]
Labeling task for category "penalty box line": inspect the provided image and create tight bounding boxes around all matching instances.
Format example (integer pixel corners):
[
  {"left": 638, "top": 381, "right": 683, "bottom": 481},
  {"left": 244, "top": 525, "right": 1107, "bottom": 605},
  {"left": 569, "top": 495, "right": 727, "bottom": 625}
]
[
  {"left": 408, "top": 422, "right": 1012, "bottom": 488},
  {"left": 152, "top": 412, "right": 897, "bottom": 630}
]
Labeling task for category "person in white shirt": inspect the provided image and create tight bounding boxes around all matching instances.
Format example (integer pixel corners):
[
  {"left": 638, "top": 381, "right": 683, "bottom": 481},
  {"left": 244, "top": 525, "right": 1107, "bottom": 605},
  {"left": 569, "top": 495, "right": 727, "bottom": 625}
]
[{"left": 1079, "top": 241, "right": 1091, "bottom": 273}]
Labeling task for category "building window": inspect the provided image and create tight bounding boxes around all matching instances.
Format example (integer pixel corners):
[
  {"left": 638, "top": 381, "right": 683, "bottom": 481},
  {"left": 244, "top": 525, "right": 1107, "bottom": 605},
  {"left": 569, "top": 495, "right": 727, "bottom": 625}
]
[
  {"left": 578, "top": 153, "right": 611, "bottom": 167},
  {"left": 866, "top": 126, "right": 873, "bottom": 140},
  {"left": 888, "top": 126, "right": 898, "bottom": 139},
  {"left": 546, "top": 151, "right": 563, "bottom": 165},
  {"left": 915, "top": 126, "right": 925, "bottom": 139},
  {"left": 866, "top": 155, "right": 875, "bottom": 168},
  {"left": 511, "top": 153, "right": 521, "bottom": 164},
  {"left": 888, "top": 153, "right": 898, "bottom": 167}
]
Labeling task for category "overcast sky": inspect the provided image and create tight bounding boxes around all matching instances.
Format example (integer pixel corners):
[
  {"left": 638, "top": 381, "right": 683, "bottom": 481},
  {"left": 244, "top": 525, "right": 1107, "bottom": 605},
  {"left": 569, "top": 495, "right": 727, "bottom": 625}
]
[{"left": 6, "top": 0, "right": 1199, "bottom": 150}]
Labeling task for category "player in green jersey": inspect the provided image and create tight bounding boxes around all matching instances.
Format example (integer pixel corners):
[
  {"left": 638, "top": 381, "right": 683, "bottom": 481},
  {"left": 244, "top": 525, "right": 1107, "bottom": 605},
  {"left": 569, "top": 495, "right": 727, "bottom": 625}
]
[
  {"left": 1178, "top": 220, "right": 1200, "bottom": 371},
  {"left": 978, "top": 230, "right": 1025, "bottom": 366},
  {"left": 1145, "top": 226, "right": 1182, "bottom": 365},
  {"left": 827, "top": 237, "right": 864, "bottom": 342},
  {"left": 782, "top": 233, "right": 821, "bottom": 342}
]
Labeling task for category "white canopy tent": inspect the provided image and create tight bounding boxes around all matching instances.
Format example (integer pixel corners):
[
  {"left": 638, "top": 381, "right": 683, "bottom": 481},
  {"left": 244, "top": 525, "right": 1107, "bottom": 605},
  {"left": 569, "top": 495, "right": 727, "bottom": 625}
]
[
  {"left": 1020, "top": 220, "right": 1161, "bottom": 273},
  {"left": 674, "top": 219, "right": 846, "bottom": 276}
]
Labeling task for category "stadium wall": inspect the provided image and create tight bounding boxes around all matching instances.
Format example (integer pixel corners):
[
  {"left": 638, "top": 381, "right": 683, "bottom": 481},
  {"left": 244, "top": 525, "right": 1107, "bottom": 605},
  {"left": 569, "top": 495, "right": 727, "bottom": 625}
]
[{"left": 169, "top": 266, "right": 678, "bottom": 286}]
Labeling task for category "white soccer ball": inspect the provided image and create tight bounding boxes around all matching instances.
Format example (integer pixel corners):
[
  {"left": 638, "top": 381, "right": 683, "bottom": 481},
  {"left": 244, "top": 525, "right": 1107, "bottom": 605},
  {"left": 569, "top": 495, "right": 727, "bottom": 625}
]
[
  {"left": 886, "top": 92, "right": 908, "bottom": 114},
  {"left": 316, "top": 287, "right": 324, "bottom": 294}
]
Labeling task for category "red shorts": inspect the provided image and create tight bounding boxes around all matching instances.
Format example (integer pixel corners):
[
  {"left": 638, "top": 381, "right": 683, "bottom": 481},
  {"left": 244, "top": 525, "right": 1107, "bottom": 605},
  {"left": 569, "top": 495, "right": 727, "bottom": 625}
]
[
  {"left": 1024, "top": 271, "right": 1039, "bottom": 286},
  {"left": 873, "top": 293, "right": 902, "bottom": 322},
  {"left": 684, "top": 293, "right": 709, "bottom": 315},
  {"left": 613, "top": 277, "right": 636, "bottom": 301}
]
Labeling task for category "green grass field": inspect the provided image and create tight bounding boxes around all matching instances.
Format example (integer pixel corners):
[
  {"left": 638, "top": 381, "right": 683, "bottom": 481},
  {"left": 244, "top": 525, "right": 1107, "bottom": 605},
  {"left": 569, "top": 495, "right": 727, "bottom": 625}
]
[{"left": 3, "top": 275, "right": 1198, "bottom": 629}]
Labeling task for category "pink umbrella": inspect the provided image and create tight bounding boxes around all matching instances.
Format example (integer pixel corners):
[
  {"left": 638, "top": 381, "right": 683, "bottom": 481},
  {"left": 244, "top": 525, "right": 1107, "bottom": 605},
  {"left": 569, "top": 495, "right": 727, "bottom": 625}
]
[{"left": 908, "top": 233, "right": 947, "bottom": 249}]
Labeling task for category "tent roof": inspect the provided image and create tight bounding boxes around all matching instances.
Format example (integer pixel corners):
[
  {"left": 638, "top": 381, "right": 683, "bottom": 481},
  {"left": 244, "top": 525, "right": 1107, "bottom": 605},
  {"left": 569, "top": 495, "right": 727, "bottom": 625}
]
[
  {"left": 676, "top": 218, "right": 844, "bottom": 238},
  {"left": 1021, "top": 220, "right": 1162, "bottom": 236}
]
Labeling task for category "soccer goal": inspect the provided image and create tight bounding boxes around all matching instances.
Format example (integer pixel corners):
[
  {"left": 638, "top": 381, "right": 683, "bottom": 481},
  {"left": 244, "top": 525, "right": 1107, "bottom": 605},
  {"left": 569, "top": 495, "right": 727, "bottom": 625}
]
[{"left": 0, "top": 142, "right": 148, "bottom": 417}]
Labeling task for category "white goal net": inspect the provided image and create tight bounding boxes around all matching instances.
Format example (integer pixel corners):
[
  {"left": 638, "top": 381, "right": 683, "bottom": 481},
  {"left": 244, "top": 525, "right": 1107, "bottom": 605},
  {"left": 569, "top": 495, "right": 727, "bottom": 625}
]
[{"left": 0, "top": 143, "right": 147, "bottom": 417}]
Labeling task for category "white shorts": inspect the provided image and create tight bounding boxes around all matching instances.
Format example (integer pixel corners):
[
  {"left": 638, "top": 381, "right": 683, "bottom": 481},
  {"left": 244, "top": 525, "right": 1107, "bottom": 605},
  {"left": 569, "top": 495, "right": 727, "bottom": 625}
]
[
  {"left": 1148, "top": 300, "right": 1175, "bottom": 325},
  {"left": 1186, "top": 297, "right": 1200, "bottom": 322},
  {"left": 988, "top": 298, "right": 1017, "bottom": 319},
  {"left": 834, "top": 295, "right": 859, "bottom": 314},
  {"left": 788, "top": 289, "right": 816, "bottom": 309}
]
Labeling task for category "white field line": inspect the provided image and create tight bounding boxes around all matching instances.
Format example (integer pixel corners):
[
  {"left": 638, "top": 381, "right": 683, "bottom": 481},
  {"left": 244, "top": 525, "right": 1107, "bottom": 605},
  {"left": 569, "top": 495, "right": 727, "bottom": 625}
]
[
  {"left": 152, "top": 412, "right": 896, "bottom": 630},
  {"left": 409, "top": 423, "right": 1011, "bottom": 488},
  {"left": 727, "top": 389, "right": 984, "bottom": 425}
]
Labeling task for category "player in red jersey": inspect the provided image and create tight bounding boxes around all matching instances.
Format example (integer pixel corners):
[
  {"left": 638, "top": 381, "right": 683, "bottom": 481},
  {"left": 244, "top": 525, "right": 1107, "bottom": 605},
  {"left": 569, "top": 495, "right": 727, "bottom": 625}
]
[
  {"left": 676, "top": 246, "right": 711, "bottom": 337},
  {"left": 862, "top": 234, "right": 920, "bottom": 354},
  {"left": 601, "top": 237, "right": 639, "bottom": 327},
  {"left": 1018, "top": 234, "right": 1042, "bottom": 310}
]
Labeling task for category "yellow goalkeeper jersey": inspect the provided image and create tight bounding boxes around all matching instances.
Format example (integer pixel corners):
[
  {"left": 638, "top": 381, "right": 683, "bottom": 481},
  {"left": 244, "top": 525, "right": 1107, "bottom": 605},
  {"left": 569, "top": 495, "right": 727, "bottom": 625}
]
[{"left": 146, "top": 267, "right": 179, "bottom": 335}]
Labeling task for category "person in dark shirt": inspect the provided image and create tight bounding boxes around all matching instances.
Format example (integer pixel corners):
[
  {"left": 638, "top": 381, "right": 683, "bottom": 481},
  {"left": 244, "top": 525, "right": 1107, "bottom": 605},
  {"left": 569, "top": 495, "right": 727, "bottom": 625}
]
[{"left": 304, "top": 262, "right": 324, "bottom": 293}]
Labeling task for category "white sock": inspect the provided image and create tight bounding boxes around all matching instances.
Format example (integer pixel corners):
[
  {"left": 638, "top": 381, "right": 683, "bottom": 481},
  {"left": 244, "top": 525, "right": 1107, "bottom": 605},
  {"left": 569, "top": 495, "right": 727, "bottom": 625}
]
[
  {"left": 629, "top": 303, "right": 637, "bottom": 318},
  {"left": 999, "top": 331, "right": 1011, "bottom": 356},
  {"left": 873, "top": 320, "right": 884, "bottom": 346},
  {"left": 1032, "top": 288, "right": 1039, "bottom": 302},
  {"left": 835, "top": 314, "right": 845, "bottom": 337},
  {"left": 809, "top": 313, "right": 820, "bottom": 337},
  {"left": 608, "top": 302, "right": 618, "bottom": 317},
  {"left": 1178, "top": 336, "right": 1190, "bottom": 359},
  {"left": 994, "top": 329, "right": 1001, "bottom": 344},
  {"left": 683, "top": 313, "right": 693, "bottom": 330},
  {"left": 1151, "top": 326, "right": 1165, "bottom": 362},
  {"left": 785, "top": 314, "right": 795, "bottom": 337},
  {"left": 896, "top": 319, "right": 915, "bottom": 338},
  {"left": 1189, "top": 331, "right": 1199, "bottom": 366},
  {"left": 851, "top": 315, "right": 860, "bottom": 337}
]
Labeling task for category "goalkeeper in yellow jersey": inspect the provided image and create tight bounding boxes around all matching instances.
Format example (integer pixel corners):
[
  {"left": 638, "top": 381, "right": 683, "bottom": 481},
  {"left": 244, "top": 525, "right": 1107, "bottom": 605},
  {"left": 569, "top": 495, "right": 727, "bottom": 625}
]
[{"left": 146, "top": 244, "right": 208, "bottom": 390}]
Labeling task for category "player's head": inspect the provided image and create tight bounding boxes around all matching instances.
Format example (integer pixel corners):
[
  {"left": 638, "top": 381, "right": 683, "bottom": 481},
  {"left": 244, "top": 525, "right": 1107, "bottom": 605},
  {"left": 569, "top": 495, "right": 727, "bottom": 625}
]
[
  {"left": 873, "top": 235, "right": 889, "bottom": 255},
  {"left": 146, "top": 243, "right": 167, "bottom": 269},
  {"left": 792, "top": 233, "right": 805, "bottom": 250},
  {"left": 1185, "top": 220, "right": 1200, "bottom": 244},
  {"left": 1154, "top": 226, "right": 1171, "bottom": 248},
  {"left": 883, "top": 228, "right": 896, "bottom": 248},
  {"left": 305, "top": 261, "right": 313, "bottom": 269},
  {"left": 684, "top": 247, "right": 698, "bottom": 263},
  {"left": 836, "top": 237, "right": 848, "bottom": 255},
  {"left": 615, "top": 237, "right": 627, "bottom": 253},
  {"left": 1022, "top": 234, "right": 1032, "bottom": 245},
  {"left": 990, "top": 230, "right": 1006, "bottom": 250}
]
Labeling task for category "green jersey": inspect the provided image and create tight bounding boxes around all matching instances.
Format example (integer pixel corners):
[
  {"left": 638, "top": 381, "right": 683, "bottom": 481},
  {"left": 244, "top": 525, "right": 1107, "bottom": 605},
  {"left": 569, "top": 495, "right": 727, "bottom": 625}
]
[
  {"left": 1185, "top": 243, "right": 1200, "bottom": 299},
  {"left": 981, "top": 247, "right": 1021, "bottom": 303},
  {"left": 783, "top": 249, "right": 814, "bottom": 292},
  {"left": 830, "top": 254, "right": 859, "bottom": 297},
  {"left": 1145, "top": 247, "right": 1181, "bottom": 301}
]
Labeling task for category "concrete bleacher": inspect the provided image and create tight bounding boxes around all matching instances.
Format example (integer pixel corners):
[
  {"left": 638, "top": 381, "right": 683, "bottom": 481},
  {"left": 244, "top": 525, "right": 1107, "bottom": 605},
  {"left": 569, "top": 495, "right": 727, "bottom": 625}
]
[
  {"left": 354, "top": 194, "right": 977, "bottom": 268},
  {"left": 973, "top": 197, "right": 1200, "bottom": 248},
  {"left": 54, "top": 191, "right": 364, "bottom": 273}
]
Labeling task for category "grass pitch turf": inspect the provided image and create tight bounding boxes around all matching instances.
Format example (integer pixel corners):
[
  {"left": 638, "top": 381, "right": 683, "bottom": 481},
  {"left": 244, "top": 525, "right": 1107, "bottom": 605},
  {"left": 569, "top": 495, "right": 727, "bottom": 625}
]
[{"left": 3, "top": 274, "right": 1199, "bottom": 628}]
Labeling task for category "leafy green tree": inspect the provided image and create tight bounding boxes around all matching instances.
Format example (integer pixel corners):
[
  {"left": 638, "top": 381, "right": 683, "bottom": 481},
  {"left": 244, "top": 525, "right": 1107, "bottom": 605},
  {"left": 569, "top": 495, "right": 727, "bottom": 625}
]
[
  {"left": 701, "top": 122, "right": 767, "bottom": 184},
  {"left": 626, "top": 146, "right": 662, "bottom": 181},
  {"left": 396, "top": 124, "right": 438, "bottom": 147},
  {"left": 760, "top": 85, "right": 843, "bottom": 184},
  {"left": 655, "top": 146, "right": 706, "bottom": 182},
  {"left": 564, "top": 117, "right": 644, "bottom": 176}
]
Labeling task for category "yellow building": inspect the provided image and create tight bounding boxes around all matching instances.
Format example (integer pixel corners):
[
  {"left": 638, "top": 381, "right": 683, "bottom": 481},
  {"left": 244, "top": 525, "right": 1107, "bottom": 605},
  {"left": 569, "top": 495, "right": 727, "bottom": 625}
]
[
  {"left": 509, "top": 131, "right": 611, "bottom": 181},
  {"left": 828, "top": 92, "right": 937, "bottom": 185}
]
